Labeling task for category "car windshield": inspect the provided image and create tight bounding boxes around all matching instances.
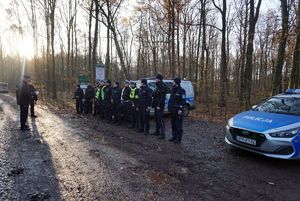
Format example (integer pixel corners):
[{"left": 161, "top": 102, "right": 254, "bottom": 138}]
[{"left": 253, "top": 97, "right": 300, "bottom": 116}]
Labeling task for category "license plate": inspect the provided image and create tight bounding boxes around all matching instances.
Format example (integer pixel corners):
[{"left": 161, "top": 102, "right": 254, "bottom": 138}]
[{"left": 236, "top": 136, "right": 256, "bottom": 146}]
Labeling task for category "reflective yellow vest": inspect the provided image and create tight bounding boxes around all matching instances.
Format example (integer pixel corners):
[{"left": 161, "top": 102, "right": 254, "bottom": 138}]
[{"left": 129, "top": 88, "right": 139, "bottom": 99}]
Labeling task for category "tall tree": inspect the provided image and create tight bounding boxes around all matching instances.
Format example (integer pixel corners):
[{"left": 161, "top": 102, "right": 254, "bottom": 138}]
[
  {"left": 290, "top": 0, "right": 300, "bottom": 88},
  {"left": 272, "top": 0, "right": 289, "bottom": 94},
  {"left": 244, "top": 0, "right": 262, "bottom": 109},
  {"left": 212, "top": 0, "right": 227, "bottom": 107}
]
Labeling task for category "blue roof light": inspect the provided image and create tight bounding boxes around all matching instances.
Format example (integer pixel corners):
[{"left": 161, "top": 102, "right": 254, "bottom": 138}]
[{"left": 285, "top": 89, "right": 300, "bottom": 94}]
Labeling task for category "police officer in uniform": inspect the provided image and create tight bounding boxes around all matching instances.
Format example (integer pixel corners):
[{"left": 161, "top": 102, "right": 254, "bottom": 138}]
[
  {"left": 168, "top": 77, "right": 186, "bottom": 144},
  {"left": 151, "top": 74, "right": 167, "bottom": 139},
  {"left": 111, "top": 81, "right": 122, "bottom": 124},
  {"left": 98, "top": 80, "right": 106, "bottom": 120},
  {"left": 121, "top": 80, "right": 132, "bottom": 124},
  {"left": 103, "top": 80, "right": 113, "bottom": 123},
  {"left": 16, "top": 75, "right": 31, "bottom": 131},
  {"left": 129, "top": 81, "right": 139, "bottom": 129},
  {"left": 28, "top": 83, "right": 38, "bottom": 118},
  {"left": 138, "top": 79, "right": 152, "bottom": 135},
  {"left": 85, "top": 84, "right": 95, "bottom": 114},
  {"left": 74, "top": 84, "right": 84, "bottom": 113},
  {"left": 94, "top": 82, "right": 101, "bottom": 116}
]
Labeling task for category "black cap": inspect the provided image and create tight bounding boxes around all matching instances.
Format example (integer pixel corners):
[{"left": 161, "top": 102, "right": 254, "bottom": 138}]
[
  {"left": 124, "top": 80, "right": 130, "bottom": 85},
  {"left": 130, "top": 81, "right": 136, "bottom": 85},
  {"left": 173, "top": 77, "right": 181, "bottom": 85},
  {"left": 156, "top": 74, "right": 163, "bottom": 81},
  {"left": 141, "top": 79, "right": 147, "bottom": 85},
  {"left": 106, "top": 80, "right": 111, "bottom": 84},
  {"left": 115, "top": 81, "right": 120, "bottom": 86}
]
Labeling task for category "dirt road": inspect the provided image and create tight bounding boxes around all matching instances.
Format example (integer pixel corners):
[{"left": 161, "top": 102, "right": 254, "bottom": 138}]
[{"left": 0, "top": 93, "right": 299, "bottom": 201}]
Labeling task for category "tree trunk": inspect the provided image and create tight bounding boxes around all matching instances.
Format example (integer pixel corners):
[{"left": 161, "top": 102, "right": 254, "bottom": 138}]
[
  {"left": 244, "top": 0, "right": 262, "bottom": 109},
  {"left": 272, "top": 0, "right": 289, "bottom": 95},
  {"left": 290, "top": 0, "right": 300, "bottom": 88}
]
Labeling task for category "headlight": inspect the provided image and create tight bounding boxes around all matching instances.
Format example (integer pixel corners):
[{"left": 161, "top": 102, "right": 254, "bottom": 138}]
[
  {"left": 228, "top": 118, "right": 233, "bottom": 127},
  {"left": 269, "top": 128, "right": 300, "bottom": 138}
]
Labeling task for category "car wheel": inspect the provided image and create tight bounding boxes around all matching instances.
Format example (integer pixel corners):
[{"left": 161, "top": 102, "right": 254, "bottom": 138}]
[{"left": 183, "top": 104, "right": 190, "bottom": 117}]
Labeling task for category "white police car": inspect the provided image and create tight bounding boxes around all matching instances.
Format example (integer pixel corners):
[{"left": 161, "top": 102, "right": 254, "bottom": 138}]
[
  {"left": 225, "top": 89, "right": 300, "bottom": 159},
  {"left": 136, "top": 78, "right": 195, "bottom": 116}
]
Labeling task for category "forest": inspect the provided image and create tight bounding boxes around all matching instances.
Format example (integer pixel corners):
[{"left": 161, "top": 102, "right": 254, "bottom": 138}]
[{"left": 0, "top": 0, "right": 299, "bottom": 118}]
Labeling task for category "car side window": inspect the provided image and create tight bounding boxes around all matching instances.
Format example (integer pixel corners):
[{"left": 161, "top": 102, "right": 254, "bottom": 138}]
[{"left": 163, "top": 82, "right": 172, "bottom": 93}]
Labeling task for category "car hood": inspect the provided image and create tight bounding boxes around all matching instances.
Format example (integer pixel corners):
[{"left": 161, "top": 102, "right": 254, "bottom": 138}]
[{"left": 232, "top": 111, "right": 300, "bottom": 133}]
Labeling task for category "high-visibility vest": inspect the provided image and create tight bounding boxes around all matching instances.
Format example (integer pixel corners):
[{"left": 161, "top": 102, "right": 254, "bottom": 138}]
[
  {"left": 101, "top": 86, "right": 106, "bottom": 100},
  {"left": 130, "top": 88, "right": 139, "bottom": 99},
  {"left": 95, "top": 89, "right": 101, "bottom": 100}
]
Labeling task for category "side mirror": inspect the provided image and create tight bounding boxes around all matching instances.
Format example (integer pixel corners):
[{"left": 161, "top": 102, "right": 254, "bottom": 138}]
[{"left": 252, "top": 105, "right": 257, "bottom": 109}]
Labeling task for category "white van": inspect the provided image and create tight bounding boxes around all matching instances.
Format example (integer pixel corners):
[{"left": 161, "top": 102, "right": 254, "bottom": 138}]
[
  {"left": 0, "top": 82, "right": 8, "bottom": 93},
  {"left": 137, "top": 78, "right": 195, "bottom": 116}
]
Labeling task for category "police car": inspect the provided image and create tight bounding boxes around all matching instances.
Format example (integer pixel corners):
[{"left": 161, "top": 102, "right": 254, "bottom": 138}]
[
  {"left": 136, "top": 78, "right": 195, "bottom": 116},
  {"left": 225, "top": 89, "right": 300, "bottom": 159},
  {"left": 0, "top": 82, "right": 8, "bottom": 93}
]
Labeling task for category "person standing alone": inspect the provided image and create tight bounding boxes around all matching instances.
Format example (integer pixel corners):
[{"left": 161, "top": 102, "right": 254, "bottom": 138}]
[{"left": 16, "top": 75, "right": 31, "bottom": 131}]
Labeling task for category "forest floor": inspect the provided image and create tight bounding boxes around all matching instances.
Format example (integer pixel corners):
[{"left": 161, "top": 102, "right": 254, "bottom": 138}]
[{"left": 0, "top": 93, "right": 300, "bottom": 201}]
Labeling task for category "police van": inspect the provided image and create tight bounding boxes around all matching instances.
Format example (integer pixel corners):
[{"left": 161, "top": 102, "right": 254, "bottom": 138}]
[
  {"left": 0, "top": 82, "right": 8, "bottom": 93},
  {"left": 225, "top": 89, "right": 300, "bottom": 159},
  {"left": 137, "top": 78, "right": 195, "bottom": 116}
]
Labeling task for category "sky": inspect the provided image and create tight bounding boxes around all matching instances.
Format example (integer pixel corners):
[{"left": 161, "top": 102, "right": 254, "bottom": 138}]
[{"left": 0, "top": 0, "right": 280, "bottom": 60}]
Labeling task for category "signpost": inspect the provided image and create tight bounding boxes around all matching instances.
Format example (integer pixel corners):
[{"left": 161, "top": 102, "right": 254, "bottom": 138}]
[{"left": 96, "top": 64, "right": 105, "bottom": 82}]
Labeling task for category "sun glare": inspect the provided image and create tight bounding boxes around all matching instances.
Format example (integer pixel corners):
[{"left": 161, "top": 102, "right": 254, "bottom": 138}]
[{"left": 18, "top": 39, "right": 34, "bottom": 60}]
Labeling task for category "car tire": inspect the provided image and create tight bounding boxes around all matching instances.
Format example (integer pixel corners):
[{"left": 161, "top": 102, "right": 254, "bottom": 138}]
[{"left": 183, "top": 104, "right": 190, "bottom": 117}]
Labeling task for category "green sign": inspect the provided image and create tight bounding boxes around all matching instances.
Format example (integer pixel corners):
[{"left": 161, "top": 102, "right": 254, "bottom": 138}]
[{"left": 78, "top": 74, "right": 89, "bottom": 84}]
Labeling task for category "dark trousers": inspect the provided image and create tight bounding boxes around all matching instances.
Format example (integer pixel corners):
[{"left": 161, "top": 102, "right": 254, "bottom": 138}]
[
  {"left": 171, "top": 113, "right": 183, "bottom": 142},
  {"left": 130, "top": 106, "right": 139, "bottom": 128},
  {"left": 139, "top": 107, "right": 150, "bottom": 132},
  {"left": 104, "top": 103, "right": 112, "bottom": 121},
  {"left": 155, "top": 108, "right": 165, "bottom": 137},
  {"left": 30, "top": 101, "right": 35, "bottom": 116},
  {"left": 112, "top": 102, "right": 121, "bottom": 123},
  {"left": 94, "top": 101, "right": 100, "bottom": 115},
  {"left": 99, "top": 102, "right": 105, "bottom": 120},
  {"left": 122, "top": 101, "right": 131, "bottom": 122},
  {"left": 20, "top": 105, "right": 29, "bottom": 128},
  {"left": 76, "top": 99, "right": 83, "bottom": 113},
  {"left": 85, "top": 99, "right": 93, "bottom": 114}
]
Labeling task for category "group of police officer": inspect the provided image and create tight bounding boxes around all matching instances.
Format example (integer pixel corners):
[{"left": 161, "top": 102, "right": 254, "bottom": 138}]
[{"left": 74, "top": 74, "right": 186, "bottom": 143}]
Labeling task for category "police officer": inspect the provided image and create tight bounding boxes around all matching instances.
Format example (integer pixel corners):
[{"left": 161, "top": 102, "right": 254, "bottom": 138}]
[
  {"left": 84, "top": 84, "right": 95, "bottom": 114},
  {"left": 129, "top": 81, "right": 139, "bottom": 129},
  {"left": 103, "top": 80, "right": 113, "bottom": 123},
  {"left": 111, "top": 81, "right": 122, "bottom": 124},
  {"left": 98, "top": 80, "right": 106, "bottom": 120},
  {"left": 121, "top": 80, "right": 131, "bottom": 124},
  {"left": 28, "top": 83, "right": 38, "bottom": 118},
  {"left": 138, "top": 79, "right": 152, "bottom": 135},
  {"left": 151, "top": 74, "right": 167, "bottom": 139},
  {"left": 16, "top": 75, "right": 31, "bottom": 131},
  {"left": 94, "top": 82, "right": 101, "bottom": 116},
  {"left": 168, "top": 77, "right": 186, "bottom": 144},
  {"left": 95, "top": 81, "right": 105, "bottom": 117},
  {"left": 74, "top": 84, "right": 84, "bottom": 113}
]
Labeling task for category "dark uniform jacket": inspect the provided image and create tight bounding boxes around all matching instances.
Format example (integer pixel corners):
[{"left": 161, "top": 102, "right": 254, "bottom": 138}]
[
  {"left": 85, "top": 85, "right": 95, "bottom": 100},
  {"left": 103, "top": 86, "right": 112, "bottom": 104},
  {"left": 152, "top": 82, "right": 167, "bottom": 109},
  {"left": 138, "top": 85, "right": 152, "bottom": 109},
  {"left": 75, "top": 87, "right": 84, "bottom": 99},
  {"left": 29, "top": 84, "right": 38, "bottom": 102},
  {"left": 111, "top": 86, "right": 122, "bottom": 104},
  {"left": 16, "top": 81, "right": 31, "bottom": 106},
  {"left": 121, "top": 86, "right": 131, "bottom": 102},
  {"left": 168, "top": 85, "right": 186, "bottom": 114}
]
